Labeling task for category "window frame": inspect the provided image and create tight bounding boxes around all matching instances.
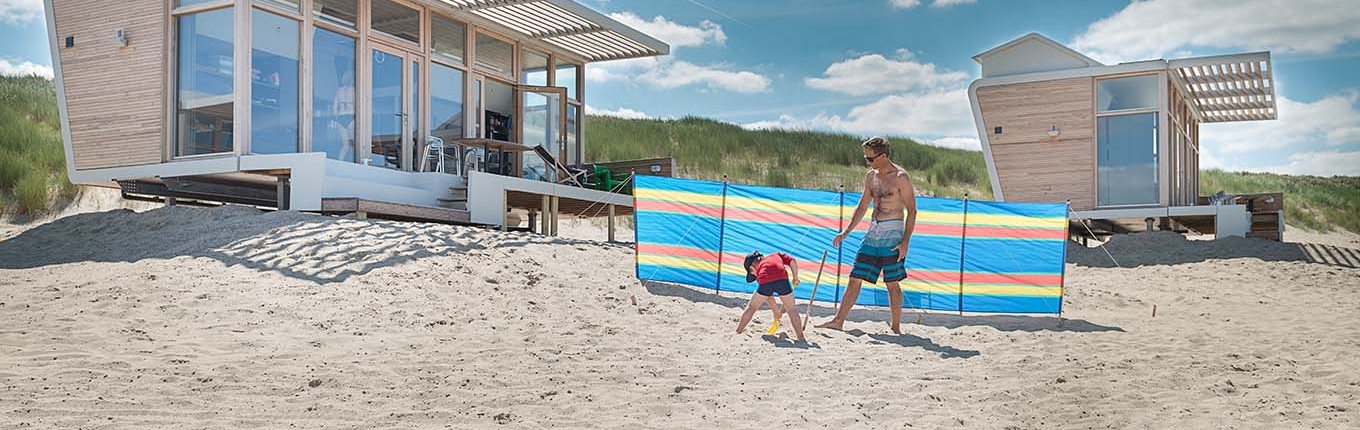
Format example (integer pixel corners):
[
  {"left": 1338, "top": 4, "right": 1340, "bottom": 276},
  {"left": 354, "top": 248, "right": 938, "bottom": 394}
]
[
  {"left": 472, "top": 29, "right": 517, "bottom": 81},
  {"left": 246, "top": 4, "right": 305, "bottom": 155},
  {"left": 169, "top": 1, "right": 238, "bottom": 160},
  {"left": 367, "top": 0, "right": 424, "bottom": 52}
]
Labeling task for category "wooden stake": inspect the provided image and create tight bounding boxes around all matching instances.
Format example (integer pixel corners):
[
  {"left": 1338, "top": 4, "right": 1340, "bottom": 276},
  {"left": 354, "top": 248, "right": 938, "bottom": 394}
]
[
  {"left": 1152, "top": 304, "right": 1157, "bottom": 318},
  {"left": 802, "top": 250, "right": 830, "bottom": 332}
]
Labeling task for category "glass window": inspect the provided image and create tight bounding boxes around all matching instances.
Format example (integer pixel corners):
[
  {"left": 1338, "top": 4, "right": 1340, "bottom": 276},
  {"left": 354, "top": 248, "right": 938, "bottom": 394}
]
[
  {"left": 566, "top": 103, "right": 579, "bottom": 165},
  {"left": 431, "top": 14, "right": 466, "bottom": 64},
  {"left": 175, "top": 8, "right": 235, "bottom": 157},
  {"left": 1097, "top": 74, "right": 1159, "bottom": 112},
  {"left": 521, "top": 89, "right": 561, "bottom": 182},
  {"left": 474, "top": 33, "right": 513, "bottom": 79},
  {"left": 256, "top": 0, "right": 299, "bottom": 13},
  {"left": 370, "top": 50, "right": 404, "bottom": 169},
  {"left": 426, "top": 63, "right": 464, "bottom": 171},
  {"left": 311, "top": 27, "right": 356, "bottom": 162},
  {"left": 483, "top": 79, "right": 513, "bottom": 141},
  {"left": 176, "top": 0, "right": 222, "bottom": 8},
  {"left": 522, "top": 49, "right": 548, "bottom": 86},
  {"left": 1097, "top": 112, "right": 1159, "bottom": 206},
  {"left": 250, "top": 10, "right": 300, "bottom": 154},
  {"left": 556, "top": 62, "right": 578, "bottom": 101},
  {"left": 371, "top": 0, "right": 420, "bottom": 45},
  {"left": 411, "top": 59, "right": 420, "bottom": 170},
  {"left": 312, "top": 0, "right": 357, "bottom": 28}
]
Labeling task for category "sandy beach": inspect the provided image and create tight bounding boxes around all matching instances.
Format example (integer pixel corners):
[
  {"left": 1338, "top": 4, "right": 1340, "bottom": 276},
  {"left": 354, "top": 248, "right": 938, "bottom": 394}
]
[{"left": 1, "top": 205, "right": 1358, "bottom": 429}]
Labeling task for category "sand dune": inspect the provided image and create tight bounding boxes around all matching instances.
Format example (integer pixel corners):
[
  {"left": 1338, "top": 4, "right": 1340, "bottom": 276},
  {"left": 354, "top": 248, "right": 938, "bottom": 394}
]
[{"left": 1, "top": 206, "right": 1357, "bottom": 428}]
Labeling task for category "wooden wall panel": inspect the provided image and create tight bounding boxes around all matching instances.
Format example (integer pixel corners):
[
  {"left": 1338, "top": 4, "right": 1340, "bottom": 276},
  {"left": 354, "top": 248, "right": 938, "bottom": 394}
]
[
  {"left": 53, "top": 0, "right": 167, "bottom": 170},
  {"left": 977, "top": 77, "right": 1096, "bottom": 210},
  {"left": 978, "top": 77, "right": 1093, "bottom": 146}
]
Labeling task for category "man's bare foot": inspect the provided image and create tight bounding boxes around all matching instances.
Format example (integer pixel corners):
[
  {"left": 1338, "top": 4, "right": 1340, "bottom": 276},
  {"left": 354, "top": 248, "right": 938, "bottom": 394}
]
[
  {"left": 815, "top": 320, "right": 844, "bottom": 330},
  {"left": 891, "top": 325, "right": 901, "bottom": 335}
]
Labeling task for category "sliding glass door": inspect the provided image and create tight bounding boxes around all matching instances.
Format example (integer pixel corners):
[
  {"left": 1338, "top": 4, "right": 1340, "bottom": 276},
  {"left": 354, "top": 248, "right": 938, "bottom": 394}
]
[
  {"left": 1097, "top": 112, "right": 1159, "bottom": 206},
  {"left": 519, "top": 86, "right": 566, "bottom": 182},
  {"left": 369, "top": 46, "right": 420, "bottom": 170}
]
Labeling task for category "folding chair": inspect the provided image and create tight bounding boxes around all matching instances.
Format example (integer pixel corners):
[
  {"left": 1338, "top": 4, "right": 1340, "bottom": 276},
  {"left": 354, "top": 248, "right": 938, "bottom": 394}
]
[{"left": 531, "top": 145, "right": 589, "bottom": 187}]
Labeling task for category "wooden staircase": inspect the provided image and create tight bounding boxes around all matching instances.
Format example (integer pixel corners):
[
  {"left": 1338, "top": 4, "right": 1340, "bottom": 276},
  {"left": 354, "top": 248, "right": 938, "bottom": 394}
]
[
  {"left": 1196, "top": 192, "right": 1284, "bottom": 241},
  {"left": 437, "top": 185, "right": 468, "bottom": 211}
]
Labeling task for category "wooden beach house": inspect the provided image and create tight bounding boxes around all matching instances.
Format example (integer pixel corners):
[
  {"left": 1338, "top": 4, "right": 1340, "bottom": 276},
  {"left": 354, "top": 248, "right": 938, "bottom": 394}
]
[
  {"left": 43, "top": 0, "right": 672, "bottom": 236},
  {"left": 968, "top": 33, "right": 1284, "bottom": 241}
]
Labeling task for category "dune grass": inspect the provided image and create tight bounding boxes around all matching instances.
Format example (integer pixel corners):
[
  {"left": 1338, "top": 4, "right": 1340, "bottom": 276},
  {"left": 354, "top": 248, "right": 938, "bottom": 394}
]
[
  {"left": 0, "top": 75, "right": 75, "bottom": 215},
  {"left": 1201, "top": 169, "right": 1360, "bottom": 233},
  {"left": 584, "top": 115, "right": 993, "bottom": 198}
]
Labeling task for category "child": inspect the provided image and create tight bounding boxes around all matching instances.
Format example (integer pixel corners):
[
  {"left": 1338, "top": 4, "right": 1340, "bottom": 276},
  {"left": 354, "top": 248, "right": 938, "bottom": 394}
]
[{"left": 736, "top": 251, "right": 806, "bottom": 342}]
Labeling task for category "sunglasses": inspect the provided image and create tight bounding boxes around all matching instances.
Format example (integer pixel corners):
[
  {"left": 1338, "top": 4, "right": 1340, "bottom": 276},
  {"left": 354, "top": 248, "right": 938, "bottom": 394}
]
[{"left": 864, "top": 152, "right": 883, "bottom": 163}]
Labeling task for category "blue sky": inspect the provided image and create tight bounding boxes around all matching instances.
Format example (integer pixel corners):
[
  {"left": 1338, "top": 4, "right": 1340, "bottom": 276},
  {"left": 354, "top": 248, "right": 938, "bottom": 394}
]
[{"left": 3, "top": 0, "right": 1358, "bottom": 175}]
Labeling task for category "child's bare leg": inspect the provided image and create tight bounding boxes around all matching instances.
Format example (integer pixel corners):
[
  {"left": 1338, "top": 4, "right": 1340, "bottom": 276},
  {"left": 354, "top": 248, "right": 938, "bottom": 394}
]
[
  {"left": 736, "top": 293, "right": 768, "bottom": 334},
  {"left": 779, "top": 294, "right": 806, "bottom": 341},
  {"left": 766, "top": 295, "right": 783, "bottom": 322}
]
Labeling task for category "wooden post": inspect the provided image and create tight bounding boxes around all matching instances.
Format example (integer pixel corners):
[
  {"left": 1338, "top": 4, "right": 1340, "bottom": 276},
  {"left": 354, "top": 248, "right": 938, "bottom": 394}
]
[
  {"left": 541, "top": 195, "right": 550, "bottom": 235},
  {"left": 550, "top": 196, "right": 560, "bottom": 236},
  {"left": 276, "top": 176, "right": 291, "bottom": 211},
  {"left": 165, "top": 197, "right": 177, "bottom": 207},
  {"left": 714, "top": 176, "right": 729, "bottom": 294},
  {"left": 957, "top": 193, "right": 970, "bottom": 316},
  {"left": 802, "top": 250, "right": 829, "bottom": 332},
  {"left": 501, "top": 190, "right": 509, "bottom": 232},
  {"left": 607, "top": 204, "right": 616, "bottom": 242}
]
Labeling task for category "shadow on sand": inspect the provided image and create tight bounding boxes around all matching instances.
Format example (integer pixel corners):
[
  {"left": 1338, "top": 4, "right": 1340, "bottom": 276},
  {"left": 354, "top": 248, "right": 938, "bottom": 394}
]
[
  {"left": 1067, "top": 232, "right": 1360, "bottom": 269},
  {"left": 644, "top": 280, "right": 1124, "bottom": 336},
  {"left": 0, "top": 206, "right": 615, "bottom": 285}
]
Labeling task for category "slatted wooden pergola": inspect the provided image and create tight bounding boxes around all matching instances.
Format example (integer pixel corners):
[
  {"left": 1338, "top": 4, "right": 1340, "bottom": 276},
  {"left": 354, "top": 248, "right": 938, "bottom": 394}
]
[
  {"left": 438, "top": 0, "right": 669, "bottom": 62},
  {"left": 1168, "top": 52, "right": 1277, "bottom": 123}
]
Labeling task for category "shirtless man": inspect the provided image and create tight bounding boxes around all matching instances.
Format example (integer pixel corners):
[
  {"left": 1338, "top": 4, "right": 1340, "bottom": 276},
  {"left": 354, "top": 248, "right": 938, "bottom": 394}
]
[{"left": 816, "top": 137, "right": 918, "bottom": 334}]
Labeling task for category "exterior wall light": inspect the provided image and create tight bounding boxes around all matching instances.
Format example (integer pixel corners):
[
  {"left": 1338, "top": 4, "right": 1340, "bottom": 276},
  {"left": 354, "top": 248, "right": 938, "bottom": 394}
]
[
  {"left": 1047, "top": 125, "right": 1060, "bottom": 139},
  {"left": 112, "top": 29, "right": 129, "bottom": 47}
]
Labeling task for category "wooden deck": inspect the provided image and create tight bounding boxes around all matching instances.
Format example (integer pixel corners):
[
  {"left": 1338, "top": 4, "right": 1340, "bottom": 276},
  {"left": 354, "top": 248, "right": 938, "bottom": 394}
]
[
  {"left": 319, "top": 198, "right": 474, "bottom": 224},
  {"left": 1071, "top": 192, "right": 1285, "bottom": 242},
  {"left": 1197, "top": 192, "right": 1284, "bottom": 241}
]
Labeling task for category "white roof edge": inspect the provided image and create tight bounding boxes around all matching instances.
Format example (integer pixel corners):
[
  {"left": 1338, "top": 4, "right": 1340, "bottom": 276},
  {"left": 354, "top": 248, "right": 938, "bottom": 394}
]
[
  {"left": 972, "top": 32, "right": 1103, "bottom": 67},
  {"left": 545, "top": 0, "right": 670, "bottom": 57},
  {"left": 969, "top": 60, "right": 1165, "bottom": 89},
  {"left": 1168, "top": 51, "right": 1270, "bottom": 68}
]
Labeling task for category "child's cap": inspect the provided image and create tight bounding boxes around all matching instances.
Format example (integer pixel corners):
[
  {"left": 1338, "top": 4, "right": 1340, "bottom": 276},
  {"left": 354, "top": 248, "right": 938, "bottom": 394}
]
[{"left": 744, "top": 251, "right": 763, "bottom": 283}]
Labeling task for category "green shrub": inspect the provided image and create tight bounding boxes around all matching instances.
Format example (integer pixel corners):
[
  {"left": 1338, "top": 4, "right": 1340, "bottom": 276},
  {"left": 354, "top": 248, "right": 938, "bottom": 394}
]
[
  {"left": 765, "top": 168, "right": 792, "bottom": 188},
  {"left": 0, "top": 152, "right": 31, "bottom": 190},
  {"left": 928, "top": 159, "right": 981, "bottom": 187},
  {"left": 14, "top": 172, "right": 50, "bottom": 214}
]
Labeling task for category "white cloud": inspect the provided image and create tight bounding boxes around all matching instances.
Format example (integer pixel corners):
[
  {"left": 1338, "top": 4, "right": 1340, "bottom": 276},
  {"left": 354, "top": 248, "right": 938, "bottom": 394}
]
[
  {"left": 1254, "top": 151, "right": 1360, "bottom": 176},
  {"left": 749, "top": 49, "right": 978, "bottom": 150},
  {"left": 0, "top": 0, "right": 42, "bottom": 23},
  {"left": 742, "top": 89, "right": 980, "bottom": 150},
  {"left": 1071, "top": 0, "right": 1360, "bottom": 63},
  {"left": 925, "top": 137, "right": 983, "bottom": 151},
  {"left": 586, "top": 105, "right": 653, "bottom": 120},
  {"left": 931, "top": 0, "right": 978, "bottom": 7},
  {"left": 1201, "top": 92, "right": 1360, "bottom": 154},
  {"left": 587, "top": 14, "right": 770, "bottom": 94},
  {"left": 889, "top": 0, "right": 976, "bottom": 9},
  {"left": 607, "top": 12, "right": 726, "bottom": 48},
  {"left": 0, "top": 58, "right": 53, "bottom": 78},
  {"left": 637, "top": 60, "right": 770, "bottom": 94},
  {"left": 805, "top": 49, "right": 969, "bottom": 96}
]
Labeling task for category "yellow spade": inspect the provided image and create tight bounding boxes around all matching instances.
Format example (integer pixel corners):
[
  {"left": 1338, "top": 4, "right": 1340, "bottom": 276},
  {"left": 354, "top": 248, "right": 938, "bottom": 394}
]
[{"left": 766, "top": 271, "right": 801, "bottom": 335}]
